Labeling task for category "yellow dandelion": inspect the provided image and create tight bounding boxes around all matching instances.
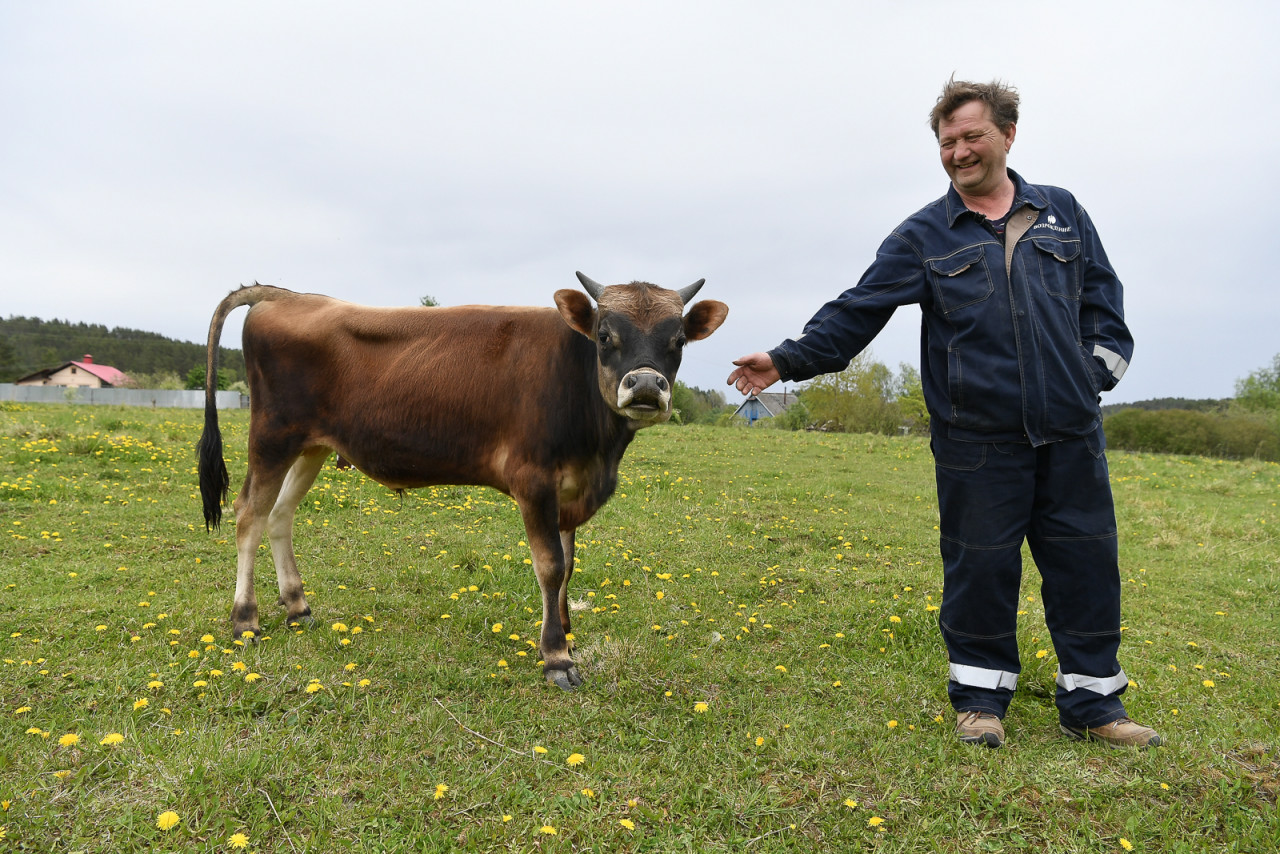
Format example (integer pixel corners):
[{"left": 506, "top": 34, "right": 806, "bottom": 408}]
[
  {"left": 755, "top": 736, "right": 765, "bottom": 747},
  {"left": 156, "top": 810, "right": 181, "bottom": 831},
  {"left": 1120, "top": 839, "right": 1134, "bottom": 851},
  {"left": 306, "top": 682, "right": 323, "bottom": 693},
  {"left": 1203, "top": 679, "right": 1215, "bottom": 688},
  {"left": 201, "top": 634, "right": 215, "bottom": 644},
  {"left": 533, "top": 745, "right": 548, "bottom": 755},
  {"left": 1035, "top": 649, "right": 1049, "bottom": 659},
  {"left": 619, "top": 818, "right": 636, "bottom": 830},
  {"left": 566, "top": 752, "right": 585, "bottom": 766},
  {"left": 775, "top": 665, "right": 787, "bottom": 673},
  {"left": 581, "top": 787, "right": 594, "bottom": 798},
  {"left": 14, "top": 706, "right": 32, "bottom": 715},
  {"left": 58, "top": 732, "right": 81, "bottom": 747},
  {"left": 868, "top": 816, "right": 885, "bottom": 830},
  {"left": 331, "top": 622, "right": 348, "bottom": 633},
  {"left": 886, "top": 720, "right": 898, "bottom": 729},
  {"left": 694, "top": 702, "right": 709, "bottom": 714},
  {"left": 492, "top": 623, "right": 503, "bottom": 633},
  {"left": 99, "top": 733, "right": 125, "bottom": 746},
  {"left": 244, "top": 672, "right": 262, "bottom": 682},
  {"left": 147, "top": 680, "right": 164, "bottom": 690},
  {"left": 228, "top": 831, "right": 250, "bottom": 849},
  {"left": 889, "top": 615, "right": 901, "bottom": 623},
  {"left": 53, "top": 769, "right": 72, "bottom": 780},
  {"left": 434, "top": 783, "right": 449, "bottom": 800},
  {"left": 844, "top": 798, "right": 858, "bottom": 809},
  {"left": 540, "top": 825, "right": 558, "bottom": 835}
]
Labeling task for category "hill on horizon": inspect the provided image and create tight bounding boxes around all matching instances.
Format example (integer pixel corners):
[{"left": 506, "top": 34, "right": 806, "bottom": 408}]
[{"left": 0, "top": 315, "right": 244, "bottom": 385}]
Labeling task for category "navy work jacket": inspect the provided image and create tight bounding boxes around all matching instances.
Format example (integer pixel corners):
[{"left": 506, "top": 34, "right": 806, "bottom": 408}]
[{"left": 769, "top": 170, "right": 1133, "bottom": 446}]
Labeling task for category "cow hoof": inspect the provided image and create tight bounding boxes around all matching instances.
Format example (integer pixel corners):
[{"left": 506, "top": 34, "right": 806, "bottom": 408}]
[
  {"left": 546, "top": 666, "right": 584, "bottom": 691},
  {"left": 288, "top": 614, "right": 316, "bottom": 630}
]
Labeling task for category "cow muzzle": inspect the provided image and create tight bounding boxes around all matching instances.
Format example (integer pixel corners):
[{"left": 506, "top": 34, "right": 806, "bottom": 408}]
[{"left": 616, "top": 368, "right": 672, "bottom": 421}]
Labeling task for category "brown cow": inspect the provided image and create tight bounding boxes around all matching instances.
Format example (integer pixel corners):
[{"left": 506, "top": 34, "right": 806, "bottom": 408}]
[{"left": 197, "top": 274, "right": 727, "bottom": 689}]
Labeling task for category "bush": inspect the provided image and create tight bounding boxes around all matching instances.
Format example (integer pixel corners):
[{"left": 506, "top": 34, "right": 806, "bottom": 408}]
[{"left": 1104, "top": 408, "right": 1280, "bottom": 460}]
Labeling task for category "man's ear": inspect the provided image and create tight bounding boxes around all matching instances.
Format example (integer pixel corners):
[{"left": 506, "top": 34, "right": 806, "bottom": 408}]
[
  {"left": 683, "top": 300, "right": 729, "bottom": 342},
  {"left": 554, "top": 289, "right": 597, "bottom": 338}
]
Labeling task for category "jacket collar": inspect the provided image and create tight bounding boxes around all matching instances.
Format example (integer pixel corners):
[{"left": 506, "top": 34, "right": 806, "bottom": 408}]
[{"left": 943, "top": 169, "right": 1049, "bottom": 227}]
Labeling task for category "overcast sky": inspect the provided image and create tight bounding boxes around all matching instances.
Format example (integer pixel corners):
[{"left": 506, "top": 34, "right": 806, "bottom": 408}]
[{"left": 3, "top": 1, "right": 1277, "bottom": 404}]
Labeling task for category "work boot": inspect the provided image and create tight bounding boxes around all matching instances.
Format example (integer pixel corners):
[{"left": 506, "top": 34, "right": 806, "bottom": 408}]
[
  {"left": 1060, "top": 717, "right": 1162, "bottom": 749},
  {"left": 956, "top": 711, "right": 1005, "bottom": 748}
]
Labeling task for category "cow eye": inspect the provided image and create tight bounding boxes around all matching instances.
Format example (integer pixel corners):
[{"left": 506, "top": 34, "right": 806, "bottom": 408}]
[
  {"left": 673, "top": 335, "right": 688, "bottom": 350},
  {"left": 597, "top": 331, "right": 612, "bottom": 348}
]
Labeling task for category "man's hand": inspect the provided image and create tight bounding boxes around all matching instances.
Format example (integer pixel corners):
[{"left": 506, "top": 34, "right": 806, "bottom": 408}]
[{"left": 727, "top": 352, "right": 781, "bottom": 396}]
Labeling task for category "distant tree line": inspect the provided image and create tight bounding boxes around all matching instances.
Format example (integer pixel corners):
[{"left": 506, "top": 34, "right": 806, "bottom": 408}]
[
  {"left": 0, "top": 315, "right": 244, "bottom": 386},
  {"left": 698, "top": 349, "right": 1280, "bottom": 462}
]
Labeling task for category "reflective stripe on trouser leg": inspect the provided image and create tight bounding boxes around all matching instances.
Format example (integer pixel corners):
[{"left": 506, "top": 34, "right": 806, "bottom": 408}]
[
  {"left": 950, "top": 663, "right": 1019, "bottom": 692},
  {"left": 1057, "top": 670, "right": 1129, "bottom": 695}
]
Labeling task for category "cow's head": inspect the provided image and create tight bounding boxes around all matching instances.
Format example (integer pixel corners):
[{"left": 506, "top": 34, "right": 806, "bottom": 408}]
[{"left": 555, "top": 272, "right": 728, "bottom": 425}]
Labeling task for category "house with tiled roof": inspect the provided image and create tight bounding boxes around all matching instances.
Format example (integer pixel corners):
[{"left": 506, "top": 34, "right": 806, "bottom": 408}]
[
  {"left": 16, "top": 354, "right": 129, "bottom": 389},
  {"left": 732, "top": 389, "right": 799, "bottom": 425}
]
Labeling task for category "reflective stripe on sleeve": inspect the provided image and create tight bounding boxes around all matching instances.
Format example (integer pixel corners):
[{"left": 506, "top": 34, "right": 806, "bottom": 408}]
[
  {"left": 1093, "top": 345, "right": 1129, "bottom": 382},
  {"left": 1056, "top": 669, "right": 1129, "bottom": 695},
  {"left": 949, "top": 663, "right": 1019, "bottom": 691}
]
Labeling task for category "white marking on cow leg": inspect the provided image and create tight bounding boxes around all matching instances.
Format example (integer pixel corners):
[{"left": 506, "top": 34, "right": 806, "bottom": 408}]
[
  {"left": 231, "top": 467, "right": 285, "bottom": 639},
  {"left": 266, "top": 449, "right": 328, "bottom": 626},
  {"left": 559, "top": 528, "right": 576, "bottom": 638}
]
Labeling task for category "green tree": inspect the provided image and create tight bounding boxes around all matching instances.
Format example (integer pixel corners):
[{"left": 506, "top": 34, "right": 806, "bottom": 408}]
[
  {"left": 1234, "top": 353, "right": 1280, "bottom": 415},
  {"left": 420, "top": 295, "right": 440, "bottom": 307},
  {"left": 671, "top": 382, "right": 726, "bottom": 425},
  {"left": 801, "top": 352, "right": 903, "bottom": 435},
  {"left": 894, "top": 363, "right": 929, "bottom": 434},
  {"left": 186, "top": 366, "right": 234, "bottom": 390}
]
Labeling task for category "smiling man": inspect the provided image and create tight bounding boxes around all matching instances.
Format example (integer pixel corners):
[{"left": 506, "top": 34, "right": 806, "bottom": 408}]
[{"left": 728, "top": 78, "right": 1160, "bottom": 749}]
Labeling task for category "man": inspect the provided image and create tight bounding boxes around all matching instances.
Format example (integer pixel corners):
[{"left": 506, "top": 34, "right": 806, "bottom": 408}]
[{"left": 727, "top": 79, "right": 1160, "bottom": 749}]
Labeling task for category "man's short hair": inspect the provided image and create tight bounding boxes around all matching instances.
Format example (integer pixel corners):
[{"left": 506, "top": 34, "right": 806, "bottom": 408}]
[{"left": 929, "top": 77, "right": 1020, "bottom": 138}]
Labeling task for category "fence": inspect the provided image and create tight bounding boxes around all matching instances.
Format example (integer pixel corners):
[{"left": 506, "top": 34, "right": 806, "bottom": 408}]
[{"left": 0, "top": 384, "right": 247, "bottom": 409}]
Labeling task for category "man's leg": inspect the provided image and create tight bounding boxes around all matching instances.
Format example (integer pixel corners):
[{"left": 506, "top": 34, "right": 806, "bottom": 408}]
[
  {"left": 933, "top": 435, "right": 1034, "bottom": 724},
  {"left": 1030, "top": 428, "right": 1159, "bottom": 746}
]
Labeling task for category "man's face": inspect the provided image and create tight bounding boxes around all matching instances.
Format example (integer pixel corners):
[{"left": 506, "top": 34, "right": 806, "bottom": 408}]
[{"left": 938, "top": 100, "right": 1015, "bottom": 199}]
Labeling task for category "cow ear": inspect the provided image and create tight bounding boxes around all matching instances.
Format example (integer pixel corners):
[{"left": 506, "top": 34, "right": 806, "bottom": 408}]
[
  {"left": 554, "top": 289, "right": 597, "bottom": 338},
  {"left": 683, "top": 299, "right": 729, "bottom": 341}
]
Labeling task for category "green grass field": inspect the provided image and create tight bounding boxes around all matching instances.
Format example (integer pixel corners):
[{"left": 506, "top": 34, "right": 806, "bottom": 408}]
[{"left": 1, "top": 404, "right": 1277, "bottom": 852}]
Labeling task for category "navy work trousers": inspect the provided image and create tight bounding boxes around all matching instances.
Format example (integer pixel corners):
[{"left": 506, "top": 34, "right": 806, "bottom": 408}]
[{"left": 932, "top": 425, "right": 1130, "bottom": 728}]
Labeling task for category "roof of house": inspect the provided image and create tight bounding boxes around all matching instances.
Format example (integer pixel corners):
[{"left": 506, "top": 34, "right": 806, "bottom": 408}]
[
  {"left": 16, "top": 356, "right": 129, "bottom": 387},
  {"left": 732, "top": 391, "right": 798, "bottom": 418}
]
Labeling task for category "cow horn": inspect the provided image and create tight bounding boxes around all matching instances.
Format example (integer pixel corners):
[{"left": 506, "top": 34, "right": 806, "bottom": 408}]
[
  {"left": 575, "top": 271, "right": 606, "bottom": 301},
  {"left": 677, "top": 279, "right": 706, "bottom": 305}
]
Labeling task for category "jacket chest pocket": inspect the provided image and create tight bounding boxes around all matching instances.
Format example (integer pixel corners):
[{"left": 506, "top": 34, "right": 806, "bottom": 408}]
[
  {"left": 1030, "top": 237, "right": 1082, "bottom": 299},
  {"left": 928, "top": 247, "right": 994, "bottom": 314}
]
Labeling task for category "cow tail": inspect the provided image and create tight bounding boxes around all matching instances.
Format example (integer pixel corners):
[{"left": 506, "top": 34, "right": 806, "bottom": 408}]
[{"left": 197, "top": 283, "right": 281, "bottom": 530}]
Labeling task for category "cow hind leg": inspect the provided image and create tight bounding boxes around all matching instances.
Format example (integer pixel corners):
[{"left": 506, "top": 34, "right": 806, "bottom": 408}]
[
  {"left": 230, "top": 463, "right": 288, "bottom": 640},
  {"left": 518, "top": 494, "right": 582, "bottom": 690},
  {"left": 265, "top": 448, "right": 329, "bottom": 628}
]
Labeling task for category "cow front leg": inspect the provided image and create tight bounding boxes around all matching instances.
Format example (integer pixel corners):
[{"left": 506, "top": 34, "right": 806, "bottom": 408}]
[
  {"left": 518, "top": 497, "right": 582, "bottom": 690},
  {"left": 265, "top": 449, "right": 328, "bottom": 627}
]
